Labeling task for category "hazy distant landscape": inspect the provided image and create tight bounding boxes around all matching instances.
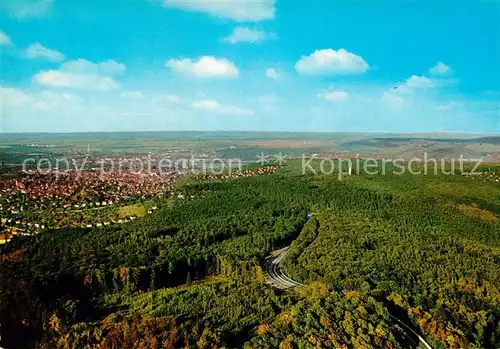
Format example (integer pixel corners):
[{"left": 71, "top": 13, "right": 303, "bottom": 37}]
[{"left": 1, "top": 131, "right": 500, "bottom": 164}]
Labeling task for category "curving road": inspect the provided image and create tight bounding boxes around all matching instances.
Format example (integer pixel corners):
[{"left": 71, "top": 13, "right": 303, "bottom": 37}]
[
  {"left": 264, "top": 246, "right": 303, "bottom": 289},
  {"left": 264, "top": 245, "right": 433, "bottom": 349}
]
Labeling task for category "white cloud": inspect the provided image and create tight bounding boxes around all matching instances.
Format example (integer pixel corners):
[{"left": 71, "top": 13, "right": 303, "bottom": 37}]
[
  {"left": 192, "top": 99, "right": 253, "bottom": 116},
  {"left": 2, "top": 0, "right": 53, "bottom": 19},
  {"left": 381, "top": 69, "right": 460, "bottom": 111},
  {"left": 121, "top": 91, "right": 144, "bottom": 99},
  {"left": 404, "top": 75, "right": 436, "bottom": 89},
  {"left": 166, "top": 56, "right": 239, "bottom": 78},
  {"left": 161, "top": 0, "right": 275, "bottom": 21},
  {"left": 33, "top": 71, "right": 119, "bottom": 91},
  {"left": 295, "top": 48, "right": 370, "bottom": 75},
  {"left": 33, "top": 59, "right": 125, "bottom": 91},
  {"left": 0, "top": 30, "right": 12, "bottom": 45},
  {"left": 429, "top": 61, "right": 453, "bottom": 76},
  {"left": 0, "top": 87, "right": 32, "bottom": 108},
  {"left": 0, "top": 87, "right": 82, "bottom": 110},
  {"left": 382, "top": 92, "right": 407, "bottom": 109},
  {"left": 25, "top": 42, "right": 65, "bottom": 62},
  {"left": 61, "top": 59, "right": 126, "bottom": 75},
  {"left": 222, "top": 26, "right": 275, "bottom": 44},
  {"left": 396, "top": 75, "right": 437, "bottom": 94},
  {"left": 434, "top": 101, "right": 464, "bottom": 111},
  {"left": 319, "top": 90, "right": 349, "bottom": 102},
  {"left": 265, "top": 68, "right": 279, "bottom": 79},
  {"left": 31, "top": 91, "right": 83, "bottom": 110}
]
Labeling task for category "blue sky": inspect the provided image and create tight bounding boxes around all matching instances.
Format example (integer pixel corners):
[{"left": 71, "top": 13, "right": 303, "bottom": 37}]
[{"left": 0, "top": 0, "right": 499, "bottom": 133}]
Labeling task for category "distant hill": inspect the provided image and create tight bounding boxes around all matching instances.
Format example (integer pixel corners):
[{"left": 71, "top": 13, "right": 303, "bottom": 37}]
[{"left": 371, "top": 136, "right": 500, "bottom": 144}]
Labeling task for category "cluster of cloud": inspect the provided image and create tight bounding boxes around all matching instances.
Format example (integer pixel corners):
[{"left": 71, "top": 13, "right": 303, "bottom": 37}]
[
  {"left": 2, "top": 7, "right": 257, "bottom": 120},
  {"left": 163, "top": 0, "right": 277, "bottom": 51},
  {"left": 33, "top": 59, "right": 126, "bottom": 91},
  {"left": 156, "top": 0, "right": 460, "bottom": 119},
  {"left": 3, "top": 0, "right": 490, "bottom": 133},
  {"left": 1, "top": 83, "right": 255, "bottom": 132},
  {"left": 163, "top": 48, "right": 372, "bottom": 80},
  {"left": 161, "top": 0, "right": 276, "bottom": 22},
  {"left": 1, "top": 27, "right": 127, "bottom": 112}
]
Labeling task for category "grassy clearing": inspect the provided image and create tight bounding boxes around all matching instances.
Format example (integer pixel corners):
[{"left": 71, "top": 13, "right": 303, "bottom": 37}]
[
  {"left": 117, "top": 203, "right": 147, "bottom": 218},
  {"left": 457, "top": 204, "right": 498, "bottom": 221}
]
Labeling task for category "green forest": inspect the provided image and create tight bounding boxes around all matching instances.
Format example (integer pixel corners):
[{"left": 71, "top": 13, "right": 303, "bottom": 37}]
[{"left": 1, "top": 161, "right": 499, "bottom": 348}]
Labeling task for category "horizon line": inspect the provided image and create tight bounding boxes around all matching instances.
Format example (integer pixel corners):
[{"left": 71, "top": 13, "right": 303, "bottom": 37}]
[{"left": 1, "top": 130, "right": 498, "bottom": 136}]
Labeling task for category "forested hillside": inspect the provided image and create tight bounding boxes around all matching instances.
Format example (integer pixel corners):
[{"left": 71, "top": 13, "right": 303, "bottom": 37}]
[{"left": 1, "top": 162, "right": 499, "bottom": 348}]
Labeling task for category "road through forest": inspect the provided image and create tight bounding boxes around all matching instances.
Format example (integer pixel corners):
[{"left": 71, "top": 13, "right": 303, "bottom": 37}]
[{"left": 263, "top": 245, "right": 433, "bottom": 349}]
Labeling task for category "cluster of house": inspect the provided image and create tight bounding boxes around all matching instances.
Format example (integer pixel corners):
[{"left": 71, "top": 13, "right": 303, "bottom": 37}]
[
  {"left": 0, "top": 224, "right": 38, "bottom": 244},
  {"left": 0, "top": 233, "right": 15, "bottom": 244},
  {"left": 79, "top": 205, "right": 159, "bottom": 229},
  {"left": 0, "top": 167, "right": 180, "bottom": 245},
  {"left": 310, "top": 152, "right": 360, "bottom": 159},
  {"left": 0, "top": 169, "right": 180, "bottom": 212},
  {"left": 168, "top": 192, "right": 197, "bottom": 200},
  {"left": 1, "top": 218, "right": 45, "bottom": 230},
  {"left": 197, "top": 165, "right": 280, "bottom": 181},
  {"left": 0, "top": 205, "right": 160, "bottom": 244},
  {"left": 461, "top": 170, "right": 500, "bottom": 182},
  {"left": 484, "top": 153, "right": 500, "bottom": 163},
  {"left": 0, "top": 219, "right": 45, "bottom": 244}
]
